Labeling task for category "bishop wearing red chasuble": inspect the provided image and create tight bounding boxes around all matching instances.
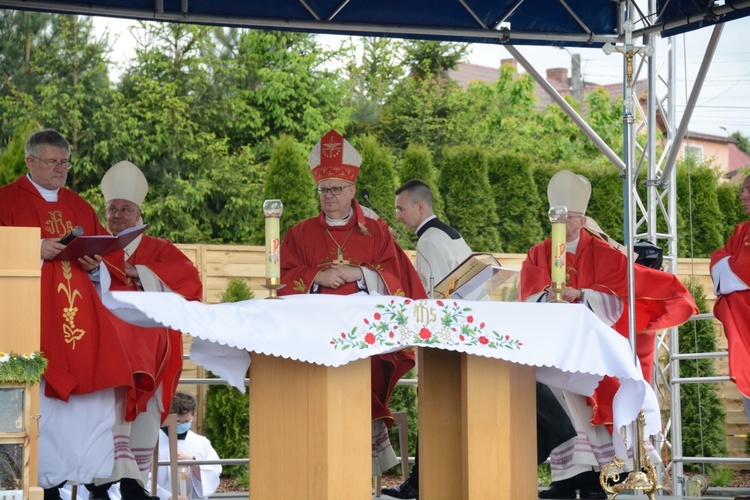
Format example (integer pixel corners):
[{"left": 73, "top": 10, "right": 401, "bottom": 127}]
[
  {"left": 279, "top": 130, "right": 426, "bottom": 475},
  {"left": 711, "top": 174, "right": 750, "bottom": 423},
  {"left": 521, "top": 170, "right": 697, "bottom": 500}
]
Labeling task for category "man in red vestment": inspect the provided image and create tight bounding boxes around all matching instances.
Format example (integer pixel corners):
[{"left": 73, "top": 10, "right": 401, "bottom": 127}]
[
  {"left": 279, "top": 130, "right": 426, "bottom": 475},
  {"left": 0, "top": 130, "right": 144, "bottom": 499},
  {"left": 521, "top": 170, "right": 697, "bottom": 500},
  {"left": 711, "top": 174, "right": 750, "bottom": 428},
  {"left": 80, "top": 161, "right": 203, "bottom": 499}
]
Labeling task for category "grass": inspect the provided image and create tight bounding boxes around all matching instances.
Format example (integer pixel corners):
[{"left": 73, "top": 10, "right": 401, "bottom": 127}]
[{"left": 538, "top": 463, "right": 552, "bottom": 487}]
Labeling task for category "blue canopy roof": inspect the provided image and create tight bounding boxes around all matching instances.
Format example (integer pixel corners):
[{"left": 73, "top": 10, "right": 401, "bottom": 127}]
[{"left": 0, "top": 0, "right": 747, "bottom": 47}]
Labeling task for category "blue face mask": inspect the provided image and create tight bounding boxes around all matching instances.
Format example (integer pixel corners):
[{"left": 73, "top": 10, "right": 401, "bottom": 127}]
[{"left": 176, "top": 421, "right": 192, "bottom": 435}]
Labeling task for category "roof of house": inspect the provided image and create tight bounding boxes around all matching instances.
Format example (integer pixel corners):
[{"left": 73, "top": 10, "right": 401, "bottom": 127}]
[{"left": 728, "top": 142, "right": 750, "bottom": 173}]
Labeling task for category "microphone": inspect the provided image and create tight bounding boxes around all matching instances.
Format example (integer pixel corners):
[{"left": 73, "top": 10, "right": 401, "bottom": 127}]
[
  {"left": 359, "top": 189, "right": 436, "bottom": 298},
  {"left": 59, "top": 226, "right": 84, "bottom": 245}
]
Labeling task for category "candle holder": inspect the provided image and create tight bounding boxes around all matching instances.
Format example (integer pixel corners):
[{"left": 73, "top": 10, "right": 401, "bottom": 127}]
[
  {"left": 601, "top": 410, "right": 658, "bottom": 499},
  {"left": 261, "top": 277, "right": 285, "bottom": 299},
  {"left": 263, "top": 199, "right": 284, "bottom": 299},
  {"left": 549, "top": 206, "right": 568, "bottom": 303}
]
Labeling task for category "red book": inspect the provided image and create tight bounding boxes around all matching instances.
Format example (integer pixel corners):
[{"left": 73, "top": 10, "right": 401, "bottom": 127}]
[{"left": 54, "top": 224, "right": 148, "bottom": 261}]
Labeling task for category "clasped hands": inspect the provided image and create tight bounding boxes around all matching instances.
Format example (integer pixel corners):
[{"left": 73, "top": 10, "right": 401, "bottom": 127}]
[
  {"left": 546, "top": 286, "right": 584, "bottom": 303},
  {"left": 316, "top": 265, "right": 363, "bottom": 290}
]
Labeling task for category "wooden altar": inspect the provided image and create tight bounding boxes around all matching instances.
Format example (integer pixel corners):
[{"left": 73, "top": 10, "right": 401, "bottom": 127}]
[{"left": 0, "top": 227, "right": 43, "bottom": 500}]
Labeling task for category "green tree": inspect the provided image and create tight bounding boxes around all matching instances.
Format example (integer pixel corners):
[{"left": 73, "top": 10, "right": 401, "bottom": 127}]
[
  {"left": 439, "top": 145, "right": 501, "bottom": 252},
  {"left": 402, "top": 40, "right": 468, "bottom": 79},
  {"left": 227, "top": 30, "right": 350, "bottom": 155},
  {"left": 203, "top": 278, "right": 254, "bottom": 479},
  {"left": 677, "top": 279, "right": 727, "bottom": 473},
  {"left": 731, "top": 131, "right": 750, "bottom": 155},
  {"left": 262, "top": 135, "right": 318, "bottom": 239},
  {"left": 0, "top": 14, "right": 115, "bottom": 192},
  {"left": 344, "top": 37, "right": 405, "bottom": 136},
  {"left": 487, "top": 153, "right": 544, "bottom": 253}
]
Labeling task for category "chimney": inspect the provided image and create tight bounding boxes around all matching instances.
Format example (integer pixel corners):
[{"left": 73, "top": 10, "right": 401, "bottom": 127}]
[
  {"left": 546, "top": 68, "right": 569, "bottom": 87},
  {"left": 500, "top": 58, "right": 517, "bottom": 73}
]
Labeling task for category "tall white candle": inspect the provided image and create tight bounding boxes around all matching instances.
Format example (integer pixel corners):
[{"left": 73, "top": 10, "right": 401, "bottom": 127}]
[{"left": 263, "top": 200, "right": 283, "bottom": 280}]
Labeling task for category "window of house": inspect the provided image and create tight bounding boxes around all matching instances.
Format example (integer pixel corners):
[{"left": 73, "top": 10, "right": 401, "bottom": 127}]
[{"left": 683, "top": 144, "right": 704, "bottom": 163}]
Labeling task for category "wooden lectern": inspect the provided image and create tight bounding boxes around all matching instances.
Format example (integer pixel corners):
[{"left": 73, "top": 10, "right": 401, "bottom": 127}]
[
  {"left": 249, "top": 354, "right": 372, "bottom": 498},
  {"left": 418, "top": 349, "right": 537, "bottom": 499},
  {"left": 0, "top": 227, "right": 44, "bottom": 500},
  {"left": 247, "top": 347, "right": 536, "bottom": 499}
]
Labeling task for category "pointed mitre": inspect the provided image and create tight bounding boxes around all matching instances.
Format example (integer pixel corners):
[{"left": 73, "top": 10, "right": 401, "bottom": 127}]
[
  {"left": 308, "top": 130, "right": 362, "bottom": 184},
  {"left": 101, "top": 160, "right": 149, "bottom": 206},
  {"left": 547, "top": 169, "right": 591, "bottom": 214}
]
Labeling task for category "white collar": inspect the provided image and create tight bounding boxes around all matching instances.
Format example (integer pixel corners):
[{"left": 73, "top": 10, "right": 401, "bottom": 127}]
[
  {"left": 566, "top": 236, "right": 580, "bottom": 254},
  {"left": 415, "top": 214, "right": 437, "bottom": 234},
  {"left": 27, "top": 173, "right": 60, "bottom": 202},
  {"left": 325, "top": 208, "right": 354, "bottom": 226}
]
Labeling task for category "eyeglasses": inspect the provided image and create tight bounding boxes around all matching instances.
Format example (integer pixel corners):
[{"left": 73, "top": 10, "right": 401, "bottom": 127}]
[
  {"left": 317, "top": 185, "right": 352, "bottom": 196},
  {"left": 32, "top": 156, "right": 70, "bottom": 168},
  {"left": 106, "top": 206, "right": 137, "bottom": 216}
]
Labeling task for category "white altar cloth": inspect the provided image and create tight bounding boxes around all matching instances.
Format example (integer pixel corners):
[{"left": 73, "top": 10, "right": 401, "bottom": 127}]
[{"left": 102, "top": 292, "right": 658, "bottom": 459}]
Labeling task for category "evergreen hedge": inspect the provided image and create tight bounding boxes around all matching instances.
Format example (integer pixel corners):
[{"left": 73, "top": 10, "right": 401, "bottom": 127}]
[
  {"left": 262, "top": 134, "right": 319, "bottom": 240},
  {"left": 677, "top": 279, "right": 727, "bottom": 473},
  {"left": 486, "top": 153, "right": 543, "bottom": 253},
  {"left": 398, "top": 143, "right": 445, "bottom": 222},
  {"left": 439, "top": 145, "right": 501, "bottom": 252}
]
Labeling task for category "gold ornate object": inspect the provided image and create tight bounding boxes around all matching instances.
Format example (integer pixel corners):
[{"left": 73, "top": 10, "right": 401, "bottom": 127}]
[
  {"left": 601, "top": 410, "right": 659, "bottom": 499},
  {"left": 550, "top": 281, "right": 565, "bottom": 303},
  {"left": 261, "top": 277, "right": 285, "bottom": 299}
]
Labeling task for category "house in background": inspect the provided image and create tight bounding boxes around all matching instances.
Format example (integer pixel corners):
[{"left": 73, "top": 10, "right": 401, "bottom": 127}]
[{"left": 448, "top": 60, "right": 749, "bottom": 179}]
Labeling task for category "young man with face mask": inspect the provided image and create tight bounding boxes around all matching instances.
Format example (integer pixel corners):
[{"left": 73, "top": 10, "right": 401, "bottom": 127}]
[{"left": 153, "top": 392, "right": 221, "bottom": 499}]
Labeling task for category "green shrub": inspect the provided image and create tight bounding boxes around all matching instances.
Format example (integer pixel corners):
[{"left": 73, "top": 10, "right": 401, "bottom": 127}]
[
  {"left": 678, "top": 279, "right": 727, "bottom": 473},
  {"left": 203, "top": 278, "right": 254, "bottom": 477},
  {"left": 387, "top": 367, "right": 418, "bottom": 471}
]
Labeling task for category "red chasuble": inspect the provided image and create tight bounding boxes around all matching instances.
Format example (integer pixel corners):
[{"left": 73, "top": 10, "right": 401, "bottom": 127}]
[
  {"left": 521, "top": 229, "right": 697, "bottom": 426},
  {"left": 711, "top": 221, "right": 750, "bottom": 398},
  {"left": 103, "top": 235, "right": 203, "bottom": 421},
  {"left": 0, "top": 176, "right": 134, "bottom": 401},
  {"left": 279, "top": 201, "right": 426, "bottom": 425}
]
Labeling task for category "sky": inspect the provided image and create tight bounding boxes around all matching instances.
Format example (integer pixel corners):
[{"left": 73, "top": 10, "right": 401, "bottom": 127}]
[{"left": 92, "top": 15, "right": 750, "bottom": 139}]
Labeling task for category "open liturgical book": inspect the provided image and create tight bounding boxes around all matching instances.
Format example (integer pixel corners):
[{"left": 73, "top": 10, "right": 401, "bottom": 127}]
[
  {"left": 53, "top": 224, "right": 148, "bottom": 261},
  {"left": 433, "top": 252, "right": 520, "bottom": 301}
]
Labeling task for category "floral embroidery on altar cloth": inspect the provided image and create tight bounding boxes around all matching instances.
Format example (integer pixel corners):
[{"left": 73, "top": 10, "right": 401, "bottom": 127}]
[{"left": 330, "top": 299, "right": 523, "bottom": 351}]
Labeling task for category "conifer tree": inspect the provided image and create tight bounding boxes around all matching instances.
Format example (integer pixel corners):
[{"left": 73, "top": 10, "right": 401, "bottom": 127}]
[
  {"left": 716, "top": 180, "right": 745, "bottom": 242},
  {"left": 439, "top": 145, "right": 501, "bottom": 252},
  {"left": 262, "top": 134, "right": 318, "bottom": 239},
  {"left": 676, "top": 165, "right": 725, "bottom": 258},
  {"left": 678, "top": 279, "right": 727, "bottom": 472},
  {"left": 354, "top": 135, "right": 398, "bottom": 223},
  {"left": 486, "top": 153, "right": 543, "bottom": 253}
]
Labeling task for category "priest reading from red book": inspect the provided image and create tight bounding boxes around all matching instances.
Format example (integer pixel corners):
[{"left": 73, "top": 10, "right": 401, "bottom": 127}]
[
  {"left": 521, "top": 170, "right": 697, "bottom": 500},
  {"left": 279, "top": 129, "right": 426, "bottom": 476},
  {"left": 0, "top": 130, "right": 145, "bottom": 499}
]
